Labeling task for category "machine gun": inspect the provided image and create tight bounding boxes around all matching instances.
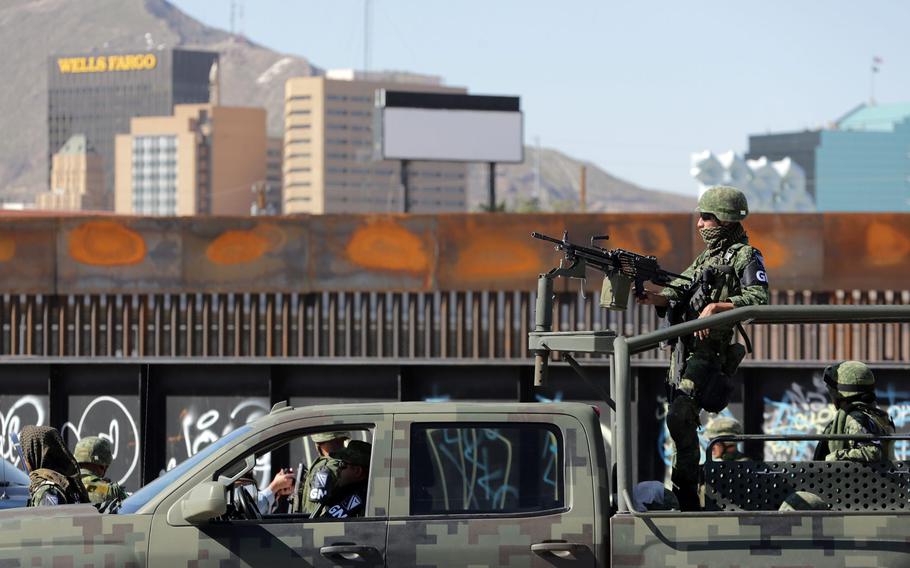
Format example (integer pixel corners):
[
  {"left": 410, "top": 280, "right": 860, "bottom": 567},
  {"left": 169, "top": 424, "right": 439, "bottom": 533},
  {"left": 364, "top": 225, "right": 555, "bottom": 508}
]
[
  {"left": 529, "top": 231, "right": 691, "bottom": 387},
  {"left": 531, "top": 231, "right": 691, "bottom": 306}
]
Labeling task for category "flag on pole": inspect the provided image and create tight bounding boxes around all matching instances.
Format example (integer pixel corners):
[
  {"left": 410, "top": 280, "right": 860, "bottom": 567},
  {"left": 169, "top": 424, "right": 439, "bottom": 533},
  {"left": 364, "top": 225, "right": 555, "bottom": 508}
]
[{"left": 872, "top": 56, "right": 883, "bottom": 73}]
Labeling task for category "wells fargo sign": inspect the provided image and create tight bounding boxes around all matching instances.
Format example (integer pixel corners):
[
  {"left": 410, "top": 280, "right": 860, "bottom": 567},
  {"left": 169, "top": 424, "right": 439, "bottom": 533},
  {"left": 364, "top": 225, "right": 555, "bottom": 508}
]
[{"left": 56, "top": 53, "right": 158, "bottom": 74}]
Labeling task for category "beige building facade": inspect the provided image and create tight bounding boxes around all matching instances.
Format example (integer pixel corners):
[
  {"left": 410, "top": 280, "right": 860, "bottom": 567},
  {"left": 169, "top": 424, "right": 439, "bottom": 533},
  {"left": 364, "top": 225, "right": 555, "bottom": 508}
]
[
  {"left": 115, "top": 104, "right": 266, "bottom": 215},
  {"left": 283, "top": 73, "right": 468, "bottom": 214},
  {"left": 35, "top": 135, "right": 105, "bottom": 211}
]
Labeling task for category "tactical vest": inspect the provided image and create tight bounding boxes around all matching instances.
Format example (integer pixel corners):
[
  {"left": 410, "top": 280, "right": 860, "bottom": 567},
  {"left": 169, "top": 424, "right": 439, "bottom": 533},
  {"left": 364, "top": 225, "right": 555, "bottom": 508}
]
[
  {"left": 80, "top": 470, "right": 127, "bottom": 506},
  {"left": 685, "top": 243, "right": 748, "bottom": 321},
  {"left": 296, "top": 456, "right": 345, "bottom": 514},
  {"left": 825, "top": 402, "right": 896, "bottom": 460}
]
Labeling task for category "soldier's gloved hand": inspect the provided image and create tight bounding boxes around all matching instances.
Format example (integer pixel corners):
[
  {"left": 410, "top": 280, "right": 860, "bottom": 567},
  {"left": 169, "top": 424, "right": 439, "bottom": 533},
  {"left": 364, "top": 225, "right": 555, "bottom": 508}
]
[
  {"left": 637, "top": 290, "right": 668, "bottom": 307},
  {"left": 695, "top": 302, "right": 735, "bottom": 339}
]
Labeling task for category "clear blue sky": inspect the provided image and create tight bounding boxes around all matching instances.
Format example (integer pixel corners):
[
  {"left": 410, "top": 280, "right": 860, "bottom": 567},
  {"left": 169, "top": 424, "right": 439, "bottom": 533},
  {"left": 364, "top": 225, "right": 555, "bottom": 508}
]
[{"left": 172, "top": 0, "right": 909, "bottom": 195}]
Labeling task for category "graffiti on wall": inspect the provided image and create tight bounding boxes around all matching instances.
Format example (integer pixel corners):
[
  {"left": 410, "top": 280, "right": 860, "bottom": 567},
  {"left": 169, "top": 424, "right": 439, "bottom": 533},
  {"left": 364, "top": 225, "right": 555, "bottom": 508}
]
[
  {"left": 763, "top": 373, "right": 910, "bottom": 461},
  {"left": 419, "top": 426, "right": 559, "bottom": 511},
  {"left": 61, "top": 395, "right": 141, "bottom": 489},
  {"left": 0, "top": 396, "right": 47, "bottom": 468},
  {"left": 166, "top": 397, "right": 271, "bottom": 487}
]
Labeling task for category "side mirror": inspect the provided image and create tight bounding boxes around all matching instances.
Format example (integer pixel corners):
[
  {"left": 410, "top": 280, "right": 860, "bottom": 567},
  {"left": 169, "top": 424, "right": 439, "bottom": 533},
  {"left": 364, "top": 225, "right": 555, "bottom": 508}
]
[{"left": 180, "top": 481, "right": 227, "bottom": 524}]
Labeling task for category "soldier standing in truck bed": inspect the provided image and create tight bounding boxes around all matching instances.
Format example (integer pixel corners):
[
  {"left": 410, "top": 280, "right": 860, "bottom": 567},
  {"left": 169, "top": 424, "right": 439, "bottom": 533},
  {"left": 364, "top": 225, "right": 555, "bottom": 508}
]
[{"left": 639, "top": 186, "right": 770, "bottom": 510}]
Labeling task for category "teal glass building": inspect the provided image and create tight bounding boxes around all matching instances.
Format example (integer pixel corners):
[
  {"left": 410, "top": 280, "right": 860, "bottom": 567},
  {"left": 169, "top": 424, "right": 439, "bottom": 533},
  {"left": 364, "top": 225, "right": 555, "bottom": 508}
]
[{"left": 748, "top": 103, "right": 910, "bottom": 212}]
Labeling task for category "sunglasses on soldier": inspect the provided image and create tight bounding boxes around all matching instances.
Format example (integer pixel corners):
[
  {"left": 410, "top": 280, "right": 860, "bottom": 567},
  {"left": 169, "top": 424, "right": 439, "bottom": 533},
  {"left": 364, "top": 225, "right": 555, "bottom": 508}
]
[{"left": 699, "top": 212, "right": 718, "bottom": 222}]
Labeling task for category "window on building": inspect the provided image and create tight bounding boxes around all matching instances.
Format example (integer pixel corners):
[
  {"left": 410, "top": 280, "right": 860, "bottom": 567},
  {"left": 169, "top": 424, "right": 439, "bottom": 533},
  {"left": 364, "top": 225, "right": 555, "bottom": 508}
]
[{"left": 409, "top": 424, "right": 562, "bottom": 516}]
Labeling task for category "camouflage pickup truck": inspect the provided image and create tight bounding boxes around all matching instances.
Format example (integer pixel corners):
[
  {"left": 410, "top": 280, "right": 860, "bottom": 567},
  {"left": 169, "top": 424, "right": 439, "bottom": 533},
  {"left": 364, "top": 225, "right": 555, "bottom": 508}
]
[{"left": 0, "top": 304, "right": 908, "bottom": 567}]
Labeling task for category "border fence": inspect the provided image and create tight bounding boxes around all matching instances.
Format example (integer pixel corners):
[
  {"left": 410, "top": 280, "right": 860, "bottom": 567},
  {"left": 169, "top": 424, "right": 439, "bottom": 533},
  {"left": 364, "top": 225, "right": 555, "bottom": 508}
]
[{"left": 1, "top": 289, "right": 909, "bottom": 362}]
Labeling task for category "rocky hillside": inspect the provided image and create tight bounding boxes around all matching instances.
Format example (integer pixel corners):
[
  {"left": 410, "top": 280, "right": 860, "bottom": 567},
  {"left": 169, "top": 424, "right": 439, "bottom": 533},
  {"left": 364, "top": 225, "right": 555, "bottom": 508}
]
[
  {"left": 0, "top": 0, "right": 318, "bottom": 201},
  {"left": 468, "top": 146, "right": 694, "bottom": 212}
]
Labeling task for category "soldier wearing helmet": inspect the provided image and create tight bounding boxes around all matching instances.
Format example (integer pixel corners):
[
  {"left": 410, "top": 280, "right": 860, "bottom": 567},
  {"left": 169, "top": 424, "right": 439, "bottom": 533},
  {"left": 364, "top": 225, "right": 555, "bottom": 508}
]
[
  {"left": 74, "top": 436, "right": 128, "bottom": 506},
  {"left": 312, "top": 440, "right": 372, "bottom": 519},
  {"left": 639, "top": 185, "right": 769, "bottom": 510},
  {"left": 704, "top": 416, "right": 749, "bottom": 462},
  {"left": 294, "top": 431, "right": 351, "bottom": 514},
  {"left": 779, "top": 491, "right": 828, "bottom": 512},
  {"left": 813, "top": 361, "right": 895, "bottom": 462}
]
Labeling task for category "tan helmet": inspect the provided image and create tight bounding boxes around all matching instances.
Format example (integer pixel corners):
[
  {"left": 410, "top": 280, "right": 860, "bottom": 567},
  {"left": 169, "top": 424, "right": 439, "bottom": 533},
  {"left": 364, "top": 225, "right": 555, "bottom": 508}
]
[
  {"left": 73, "top": 436, "right": 113, "bottom": 467},
  {"left": 311, "top": 431, "right": 350, "bottom": 444},
  {"left": 779, "top": 491, "right": 828, "bottom": 511},
  {"left": 705, "top": 416, "right": 744, "bottom": 439},
  {"left": 330, "top": 440, "right": 371, "bottom": 468},
  {"left": 823, "top": 361, "right": 875, "bottom": 399}
]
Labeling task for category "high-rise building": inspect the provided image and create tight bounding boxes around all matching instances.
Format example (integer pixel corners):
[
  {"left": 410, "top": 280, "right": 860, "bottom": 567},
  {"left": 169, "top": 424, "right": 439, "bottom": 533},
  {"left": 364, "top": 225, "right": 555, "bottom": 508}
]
[
  {"left": 748, "top": 102, "right": 910, "bottom": 211},
  {"left": 283, "top": 72, "right": 468, "bottom": 214},
  {"left": 114, "top": 104, "right": 267, "bottom": 216},
  {"left": 35, "top": 134, "right": 105, "bottom": 211},
  {"left": 264, "top": 136, "right": 284, "bottom": 214},
  {"left": 48, "top": 49, "right": 218, "bottom": 209}
]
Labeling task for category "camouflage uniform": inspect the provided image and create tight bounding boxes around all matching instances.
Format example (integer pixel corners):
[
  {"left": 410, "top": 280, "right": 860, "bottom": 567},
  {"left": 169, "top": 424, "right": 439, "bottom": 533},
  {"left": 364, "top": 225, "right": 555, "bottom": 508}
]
[
  {"left": 312, "top": 440, "right": 371, "bottom": 519},
  {"left": 659, "top": 186, "right": 769, "bottom": 509},
  {"left": 294, "top": 431, "right": 349, "bottom": 515},
  {"left": 704, "top": 416, "right": 749, "bottom": 462},
  {"left": 19, "top": 426, "right": 89, "bottom": 507},
  {"left": 813, "top": 361, "right": 896, "bottom": 462},
  {"left": 74, "top": 436, "right": 128, "bottom": 506}
]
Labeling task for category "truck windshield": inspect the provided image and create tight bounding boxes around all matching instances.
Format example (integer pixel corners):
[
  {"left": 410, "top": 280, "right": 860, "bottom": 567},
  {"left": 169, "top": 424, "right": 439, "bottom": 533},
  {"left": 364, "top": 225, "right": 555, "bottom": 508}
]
[{"left": 118, "top": 425, "right": 252, "bottom": 514}]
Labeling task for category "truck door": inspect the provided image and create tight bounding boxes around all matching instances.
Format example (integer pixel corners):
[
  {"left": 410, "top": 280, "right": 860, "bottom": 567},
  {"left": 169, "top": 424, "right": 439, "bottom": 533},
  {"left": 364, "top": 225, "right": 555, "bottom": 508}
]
[
  {"left": 148, "top": 415, "right": 392, "bottom": 567},
  {"left": 386, "top": 412, "right": 600, "bottom": 567}
]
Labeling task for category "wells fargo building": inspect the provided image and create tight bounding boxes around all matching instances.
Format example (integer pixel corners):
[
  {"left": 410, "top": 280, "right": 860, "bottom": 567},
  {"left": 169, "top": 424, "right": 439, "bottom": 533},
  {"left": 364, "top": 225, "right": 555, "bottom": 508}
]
[{"left": 48, "top": 49, "right": 218, "bottom": 209}]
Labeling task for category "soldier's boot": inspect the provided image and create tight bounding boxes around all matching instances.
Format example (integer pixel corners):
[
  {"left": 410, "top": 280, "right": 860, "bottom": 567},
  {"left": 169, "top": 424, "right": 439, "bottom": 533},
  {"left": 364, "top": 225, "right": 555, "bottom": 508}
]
[{"left": 667, "top": 393, "right": 702, "bottom": 511}]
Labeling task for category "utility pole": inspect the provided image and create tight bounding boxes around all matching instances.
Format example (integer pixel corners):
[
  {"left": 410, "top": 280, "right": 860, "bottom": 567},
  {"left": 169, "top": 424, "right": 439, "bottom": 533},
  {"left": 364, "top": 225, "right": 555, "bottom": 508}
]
[
  {"left": 534, "top": 136, "right": 541, "bottom": 203},
  {"left": 363, "top": 0, "right": 372, "bottom": 73},
  {"left": 579, "top": 165, "right": 587, "bottom": 213}
]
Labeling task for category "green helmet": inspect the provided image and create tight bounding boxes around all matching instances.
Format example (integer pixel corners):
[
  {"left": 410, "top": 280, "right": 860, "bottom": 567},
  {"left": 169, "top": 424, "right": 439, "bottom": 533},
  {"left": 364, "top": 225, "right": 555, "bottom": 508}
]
[
  {"left": 330, "top": 440, "right": 371, "bottom": 468},
  {"left": 73, "top": 436, "right": 113, "bottom": 467},
  {"left": 312, "top": 431, "right": 349, "bottom": 444},
  {"left": 697, "top": 185, "right": 749, "bottom": 222},
  {"left": 779, "top": 491, "right": 827, "bottom": 511},
  {"left": 823, "top": 360, "right": 875, "bottom": 398},
  {"left": 705, "top": 416, "right": 743, "bottom": 439}
]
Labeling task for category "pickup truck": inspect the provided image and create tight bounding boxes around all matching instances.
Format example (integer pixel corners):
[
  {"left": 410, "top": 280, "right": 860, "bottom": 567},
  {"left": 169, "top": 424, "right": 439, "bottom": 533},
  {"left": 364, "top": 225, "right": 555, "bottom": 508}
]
[{"left": 0, "top": 304, "right": 906, "bottom": 567}]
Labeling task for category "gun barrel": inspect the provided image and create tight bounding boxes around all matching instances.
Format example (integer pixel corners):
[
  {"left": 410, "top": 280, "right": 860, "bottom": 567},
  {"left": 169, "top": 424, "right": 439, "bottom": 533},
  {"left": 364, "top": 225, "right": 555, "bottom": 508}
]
[{"left": 530, "top": 232, "right": 564, "bottom": 245}]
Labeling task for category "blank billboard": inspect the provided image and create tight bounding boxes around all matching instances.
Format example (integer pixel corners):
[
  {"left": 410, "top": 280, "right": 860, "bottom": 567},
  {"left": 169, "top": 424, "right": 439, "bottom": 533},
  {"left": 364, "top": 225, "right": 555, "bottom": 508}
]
[{"left": 377, "top": 91, "right": 522, "bottom": 163}]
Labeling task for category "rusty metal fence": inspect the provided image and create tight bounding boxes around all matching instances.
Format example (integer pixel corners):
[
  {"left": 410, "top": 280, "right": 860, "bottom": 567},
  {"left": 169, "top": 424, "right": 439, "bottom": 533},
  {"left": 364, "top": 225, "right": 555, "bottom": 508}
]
[{"left": 3, "top": 289, "right": 909, "bottom": 362}]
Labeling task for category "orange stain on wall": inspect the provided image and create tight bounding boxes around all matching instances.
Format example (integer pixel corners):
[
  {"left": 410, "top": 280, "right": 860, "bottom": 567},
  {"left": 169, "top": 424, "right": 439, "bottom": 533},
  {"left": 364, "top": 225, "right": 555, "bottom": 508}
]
[
  {"left": 746, "top": 235, "right": 790, "bottom": 270},
  {"left": 455, "top": 238, "right": 540, "bottom": 280},
  {"left": 865, "top": 222, "right": 910, "bottom": 266},
  {"left": 207, "top": 230, "right": 272, "bottom": 266},
  {"left": 619, "top": 223, "right": 673, "bottom": 257},
  {"left": 69, "top": 221, "right": 146, "bottom": 266},
  {"left": 345, "top": 220, "right": 429, "bottom": 273},
  {"left": 0, "top": 235, "right": 15, "bottom": 262}
]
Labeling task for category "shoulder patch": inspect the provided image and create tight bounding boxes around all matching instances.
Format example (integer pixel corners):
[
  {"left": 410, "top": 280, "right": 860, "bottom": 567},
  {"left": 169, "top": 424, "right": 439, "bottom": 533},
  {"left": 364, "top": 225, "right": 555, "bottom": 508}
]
[{"left": 740, "top": 248, "right": 768, "bottom": 287}]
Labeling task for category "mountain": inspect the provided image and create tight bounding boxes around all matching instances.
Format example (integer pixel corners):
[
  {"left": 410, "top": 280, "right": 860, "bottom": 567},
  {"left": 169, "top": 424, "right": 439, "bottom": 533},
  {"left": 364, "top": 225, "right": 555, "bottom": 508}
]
[
  {"left": 0, "top": 0, "right": 694, "bottom": 211},
  {"left": 468, "top": 147, "right": 694, "bottom": 212},
  {"left": 0, "top": 0, "right": 318, "bottom": 201}
]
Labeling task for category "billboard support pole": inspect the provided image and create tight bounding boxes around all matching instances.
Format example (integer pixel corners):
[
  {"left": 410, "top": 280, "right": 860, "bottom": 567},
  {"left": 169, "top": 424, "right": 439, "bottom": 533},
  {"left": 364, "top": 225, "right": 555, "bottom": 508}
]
[
  {"left": 401, "top": 159, "right": 410, "bottom": 213},
  {"left": 488, "top": 162, "right": 496, "bottom": 212}
]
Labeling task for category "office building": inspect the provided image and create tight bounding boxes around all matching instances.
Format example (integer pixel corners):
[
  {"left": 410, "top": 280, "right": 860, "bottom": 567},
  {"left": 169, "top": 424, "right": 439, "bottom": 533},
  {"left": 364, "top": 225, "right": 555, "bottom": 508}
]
[
  {"left": 48, "top": 49, "right": 218, "bottom": 209},
  {"left": 114, "top": 104, "right": 267, "bottom": 216},
  {"left": 35, "top": 135, "right": 105, "bottom": 211},
  {"left": 283, "top": 72, "right": 468, "bottom": 214},
  {"left": 748, "top": 102, "right": 910, "bottom": 211}
]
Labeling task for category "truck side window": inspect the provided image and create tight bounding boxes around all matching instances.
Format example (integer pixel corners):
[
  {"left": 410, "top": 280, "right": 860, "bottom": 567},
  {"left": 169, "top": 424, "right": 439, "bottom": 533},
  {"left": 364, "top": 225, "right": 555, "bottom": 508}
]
[{"left": 409, "top": 424, "right": 562, "bottom": 515}]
